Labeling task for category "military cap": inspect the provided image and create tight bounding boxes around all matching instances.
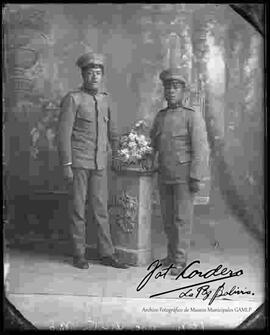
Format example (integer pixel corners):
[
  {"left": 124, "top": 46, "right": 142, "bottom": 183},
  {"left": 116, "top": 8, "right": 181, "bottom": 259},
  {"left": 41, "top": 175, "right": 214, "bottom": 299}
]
[
  {"left": 76, "top": 52, "right": 105, "bottom": 70},
  {"left": 159, "top": 68, "right": 187, "bottom": 85}
]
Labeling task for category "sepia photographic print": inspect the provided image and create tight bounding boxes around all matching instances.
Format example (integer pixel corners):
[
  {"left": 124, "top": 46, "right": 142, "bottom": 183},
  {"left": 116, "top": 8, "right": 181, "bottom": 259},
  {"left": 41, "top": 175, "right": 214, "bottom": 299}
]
[{"left": 3, "top": 3, "right": 266, "bottom": 330}]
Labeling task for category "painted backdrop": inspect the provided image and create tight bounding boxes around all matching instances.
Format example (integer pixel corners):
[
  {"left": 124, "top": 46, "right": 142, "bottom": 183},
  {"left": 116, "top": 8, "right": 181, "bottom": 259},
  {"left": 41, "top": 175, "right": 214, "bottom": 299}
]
[{"left": 3, "top": 4, "right": 264, "bottom": 239}]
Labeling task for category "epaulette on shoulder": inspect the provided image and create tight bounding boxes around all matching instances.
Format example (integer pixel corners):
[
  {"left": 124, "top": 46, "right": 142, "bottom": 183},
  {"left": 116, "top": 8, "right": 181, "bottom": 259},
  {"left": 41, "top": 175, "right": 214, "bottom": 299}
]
[
  {"left": 60, "top": 90, "right": 80, "bottom": 106},
  {"left": 65, "top": 89, "right": 81, "bottom": 98},
  {"left": 183, "top": 105, "right": 195, "bottom": 112},
  {"left": 71, "top": 87, "right": 82, "bottom": 94},
  {"left": 155, "top": 109, "right": 167, "bottom": 119}
]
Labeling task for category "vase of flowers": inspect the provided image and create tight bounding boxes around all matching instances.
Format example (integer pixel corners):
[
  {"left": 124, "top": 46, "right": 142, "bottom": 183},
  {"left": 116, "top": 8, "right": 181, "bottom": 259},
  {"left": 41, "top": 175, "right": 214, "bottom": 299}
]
[
  {"left": 115, "top": 119, "right": 154, "bottom": 172},
  {"left": 110, "top": 119, "right": 155, "bottom": 265}
]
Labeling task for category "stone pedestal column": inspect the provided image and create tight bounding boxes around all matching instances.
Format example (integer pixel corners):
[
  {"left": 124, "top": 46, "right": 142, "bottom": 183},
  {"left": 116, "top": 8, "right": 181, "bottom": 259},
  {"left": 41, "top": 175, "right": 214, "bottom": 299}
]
[{"left": 109, "top": 168, "right": 154, "bottom": 266}]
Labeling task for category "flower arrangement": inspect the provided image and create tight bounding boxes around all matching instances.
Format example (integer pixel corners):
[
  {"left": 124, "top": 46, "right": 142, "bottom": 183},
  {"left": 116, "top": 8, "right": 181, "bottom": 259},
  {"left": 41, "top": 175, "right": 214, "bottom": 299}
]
[{"left": 116, "top": 120, "right": 154, "bottom": 170}]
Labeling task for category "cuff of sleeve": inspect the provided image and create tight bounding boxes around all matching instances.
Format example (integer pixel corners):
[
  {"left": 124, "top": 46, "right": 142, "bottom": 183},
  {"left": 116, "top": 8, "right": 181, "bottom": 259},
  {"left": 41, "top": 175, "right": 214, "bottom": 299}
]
[
  {"left": 63, "top": 162, "right": 72, "bottom": 166},
  {"left": 190, "top": 176, "right": 200, "bottom": 182}
]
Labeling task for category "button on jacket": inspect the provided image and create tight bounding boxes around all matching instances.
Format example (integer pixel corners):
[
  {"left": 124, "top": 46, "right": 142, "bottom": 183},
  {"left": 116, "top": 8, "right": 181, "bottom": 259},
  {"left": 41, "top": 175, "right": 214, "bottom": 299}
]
[
  {"left": 58, "top": 87, "right": 118, "bottom": 170},
  {"left": 150, "top": 105, "right": 208, "bottom": 183}
]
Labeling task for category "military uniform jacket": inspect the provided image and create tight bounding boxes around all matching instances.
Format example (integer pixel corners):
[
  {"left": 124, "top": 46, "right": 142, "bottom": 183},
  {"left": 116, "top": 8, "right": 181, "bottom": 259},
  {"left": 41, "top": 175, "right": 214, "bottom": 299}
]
[
  {"left": 150, "top": 105, "right": 208, "bottom": 183},
  {"left": 58, "top": 87, "right": 118, "bottom": 170}
]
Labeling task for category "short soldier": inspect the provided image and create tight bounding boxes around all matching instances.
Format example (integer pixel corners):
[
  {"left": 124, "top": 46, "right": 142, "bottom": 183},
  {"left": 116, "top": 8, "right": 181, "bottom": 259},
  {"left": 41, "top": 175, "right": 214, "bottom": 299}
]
[
  {"left": 58, "top": 52, "right": 128, "bottom": 269},
  {"left": 150, "top": 68, "right": 208, "bottom": 276}
]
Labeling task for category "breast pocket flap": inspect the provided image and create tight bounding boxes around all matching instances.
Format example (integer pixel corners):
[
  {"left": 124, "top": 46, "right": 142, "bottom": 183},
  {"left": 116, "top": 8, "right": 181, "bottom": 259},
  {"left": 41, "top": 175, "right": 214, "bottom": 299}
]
[
  {"left": 172, "top": 128, "right": 188, "bottom": 137},
  {"left": 77, "top": 108, "right": 93, "bottom": 122}
]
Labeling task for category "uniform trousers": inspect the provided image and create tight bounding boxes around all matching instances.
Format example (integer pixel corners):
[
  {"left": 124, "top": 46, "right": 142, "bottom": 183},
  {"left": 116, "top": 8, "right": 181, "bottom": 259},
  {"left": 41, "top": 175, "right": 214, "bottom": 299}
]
[
  {"left": 158, "top": 176, "right": 194, "bottom": 266},
  {"left": 70, "top": 167, "right": 115, "bottom": 258}
]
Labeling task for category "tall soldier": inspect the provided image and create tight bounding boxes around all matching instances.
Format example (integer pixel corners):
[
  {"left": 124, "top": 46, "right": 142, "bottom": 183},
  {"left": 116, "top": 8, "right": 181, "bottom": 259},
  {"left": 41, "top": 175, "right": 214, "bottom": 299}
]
[
  {"left": 150, "top": 68, "right": 208, "bottom": 276},
  {"left": 58, "top": 52, "right": 128, "bottom": 269}
]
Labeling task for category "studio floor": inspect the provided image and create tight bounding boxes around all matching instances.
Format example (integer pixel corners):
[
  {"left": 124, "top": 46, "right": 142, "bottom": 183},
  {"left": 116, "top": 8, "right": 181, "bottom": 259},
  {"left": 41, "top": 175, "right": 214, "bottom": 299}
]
[{"left": 5, "top": 209, "right": 265, "bottom": 330}]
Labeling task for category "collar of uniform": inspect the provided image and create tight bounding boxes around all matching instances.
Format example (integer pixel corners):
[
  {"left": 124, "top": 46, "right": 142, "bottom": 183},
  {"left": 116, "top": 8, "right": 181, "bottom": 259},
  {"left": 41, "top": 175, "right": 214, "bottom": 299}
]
[
  {"left": 80, "top": 86, "right": 98, "bottom": 96},
  {"left": 167, "top": 103, "right": 184, "bottom": 110},
  {"left": 80, "top": 86, "right": 107, "bottom": 98}
]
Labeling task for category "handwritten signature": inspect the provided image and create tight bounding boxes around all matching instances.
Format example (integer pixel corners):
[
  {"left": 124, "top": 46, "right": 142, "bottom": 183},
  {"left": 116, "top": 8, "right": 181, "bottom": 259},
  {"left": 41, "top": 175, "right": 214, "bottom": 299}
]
[{"left": 136, "top": 259, "right": 254, "bottom": 305}]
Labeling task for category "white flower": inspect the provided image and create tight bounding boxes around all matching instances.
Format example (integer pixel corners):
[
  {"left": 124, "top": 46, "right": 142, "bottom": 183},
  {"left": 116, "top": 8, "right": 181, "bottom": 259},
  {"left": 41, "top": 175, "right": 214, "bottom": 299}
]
[
  {"left": 118, "top": 149, "right": 127, "bottom": 159},
  {"left": 137, "top": 135, "right": 149, "bottom": 146},
  {"left": 120, "top": 148, "right": 129, "bottom": 155},
  {"left": 118, "top": 127, "right": 153, "bottom": 164},
  {"left": 120, "top": 135, "right": 128, "bottom": 144},
  {"left": 130, "top": 148, "right": 137, "bottom": 156},
  {"left": 129, "top": 133, "right": 136, "bottom": 141},
  {"left": 135, "top": 120, "right": 146, "bottom": 128},
  {"left": 140, "top": 146, "right": 148, "bottom": 153},
  {"left": 128, "top": 141, "right": 137, "bottom": 149}
]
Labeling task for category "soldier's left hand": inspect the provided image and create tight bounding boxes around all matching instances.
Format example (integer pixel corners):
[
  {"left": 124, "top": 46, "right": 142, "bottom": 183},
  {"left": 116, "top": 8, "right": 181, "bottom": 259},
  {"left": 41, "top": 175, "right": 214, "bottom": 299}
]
[{"left": 189, "top": 178, "right": 200, "bottom": 193}]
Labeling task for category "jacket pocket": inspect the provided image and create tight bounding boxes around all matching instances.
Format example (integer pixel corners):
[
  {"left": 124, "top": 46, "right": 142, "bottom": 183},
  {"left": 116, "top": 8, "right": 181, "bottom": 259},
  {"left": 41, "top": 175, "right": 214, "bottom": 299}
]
[
  {"left": 172, "top": 130, "right": 191, "bottom": 164},
  {"left": 74, "top": 109, "right": 94, "bottom": 133},
  {"left": 172, "top": 128, "right": 188, "bottom": 138},
  {"left": 76, "top": 108, "right": 93, "bottom": 122},
  {"left": 176, "top": 150, "right": 191, "bottom": 164}
]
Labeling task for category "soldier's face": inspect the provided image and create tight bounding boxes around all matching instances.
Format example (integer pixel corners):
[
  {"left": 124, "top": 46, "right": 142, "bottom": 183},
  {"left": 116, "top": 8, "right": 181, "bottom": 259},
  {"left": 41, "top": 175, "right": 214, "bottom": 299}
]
[
  {"left": 164, "top": 81, "right": 185, "bottom": 106},
  {"left": 82, "top": 66, "right": 103, "bottom": 90}
]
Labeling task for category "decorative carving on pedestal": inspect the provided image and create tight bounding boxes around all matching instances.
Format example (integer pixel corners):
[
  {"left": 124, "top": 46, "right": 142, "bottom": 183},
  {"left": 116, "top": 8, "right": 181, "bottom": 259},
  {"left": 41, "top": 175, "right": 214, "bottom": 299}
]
[
  {"left": 109, "top": 190, "right": 138, "bottom": 233},
  {"left": 109, "top": 168, "right": 153, "bottom": 266}
]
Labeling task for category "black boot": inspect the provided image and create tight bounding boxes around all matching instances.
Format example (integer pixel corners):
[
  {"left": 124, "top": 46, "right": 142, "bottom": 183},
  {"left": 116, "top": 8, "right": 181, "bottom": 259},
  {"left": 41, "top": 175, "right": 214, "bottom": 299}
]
[
  {"left": 160, "top": 257, "right": 174, "bottom": 267},
  {"left": 100, "top": 255, "right": 129, "bottom": 269},
  {"left": 73, "top": 256, "right": 89, "bottom": 269},
  {"left": 170, "top": 263, "right": 186, "bottom": 276}
]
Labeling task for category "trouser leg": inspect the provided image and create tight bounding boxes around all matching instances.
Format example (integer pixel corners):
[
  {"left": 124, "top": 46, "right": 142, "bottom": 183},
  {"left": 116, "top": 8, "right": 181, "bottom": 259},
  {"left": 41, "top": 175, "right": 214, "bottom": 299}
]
[
  {"left": 89, "top": 169, "right": 115, "bottom": 257},
  {"left": 70, "top": 168, "right": 89, "bottom": 258},
  {"left": 158, "top": 178, "right": 175, "bottom": 262},
  {"left": 173, "top": 183, "right": 194, "bottom": 265}
]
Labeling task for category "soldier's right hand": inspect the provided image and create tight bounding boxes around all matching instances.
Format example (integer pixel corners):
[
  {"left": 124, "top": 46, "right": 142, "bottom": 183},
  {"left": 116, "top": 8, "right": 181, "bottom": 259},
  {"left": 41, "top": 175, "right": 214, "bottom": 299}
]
[
  {"left": 189, "top": 178, "right": 200, "bottom": 194},
  {"left": 63, "top": 166, "right": 73, "bottom": 184}
]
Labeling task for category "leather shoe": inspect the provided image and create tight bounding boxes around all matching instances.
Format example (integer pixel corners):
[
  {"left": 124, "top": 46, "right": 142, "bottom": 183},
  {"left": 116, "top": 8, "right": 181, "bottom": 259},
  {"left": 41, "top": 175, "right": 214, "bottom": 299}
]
[
  {"left": 160, "top": 257, "right": 174, "bottom": 267},
  {"left": 73, "top": 257, "right": 89, "bottom": 269},
  {"left": 170, "top": 264, "right": 186, "bottom": 276},
  {"left": 100, "top": 255, "right": 129, "bottom": 269}
]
